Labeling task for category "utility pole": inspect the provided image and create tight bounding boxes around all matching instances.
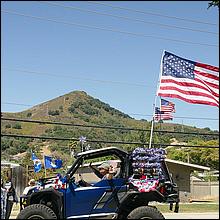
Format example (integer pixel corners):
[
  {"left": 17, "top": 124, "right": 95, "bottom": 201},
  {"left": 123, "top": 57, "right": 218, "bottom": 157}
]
[{"left": 185, "top": 148, "right": 190, "bottom": 163}]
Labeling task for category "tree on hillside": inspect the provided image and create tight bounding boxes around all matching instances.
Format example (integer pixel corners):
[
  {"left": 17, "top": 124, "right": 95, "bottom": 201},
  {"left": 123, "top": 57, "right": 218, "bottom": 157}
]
[
  {"left": 167, "top": 139, "right": 219, "bottom": 170},
  {"left": 208, "top": 0, "right": 219, "bottom": 9}
]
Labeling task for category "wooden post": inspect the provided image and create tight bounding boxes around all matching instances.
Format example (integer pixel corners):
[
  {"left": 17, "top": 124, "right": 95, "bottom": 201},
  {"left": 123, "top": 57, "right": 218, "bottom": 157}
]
[
  {"left": 26, "top": 165, "right": 29, "bottom": 185},
  {"left": 44, "top": 155, "right": 47, "bottom": 178},
  {"left": 44, "top": 168, "right": 47, "bottom": 178}
]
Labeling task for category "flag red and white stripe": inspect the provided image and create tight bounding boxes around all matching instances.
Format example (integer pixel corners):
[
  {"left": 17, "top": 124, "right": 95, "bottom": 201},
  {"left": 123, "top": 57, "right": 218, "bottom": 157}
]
[
  {"left": 157, "top": 51, "right": 219, "bottom": 107},
  {"left": 154, "top": 107, "right": 173, "bottom": 121},
  {"left": 154, "top": 113, "right": 173, "bottom": 121}
]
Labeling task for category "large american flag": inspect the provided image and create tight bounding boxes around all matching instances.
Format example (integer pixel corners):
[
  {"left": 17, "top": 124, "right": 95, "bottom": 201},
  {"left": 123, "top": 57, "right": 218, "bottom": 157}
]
[
  {"left": 154, "top": 107, "right": 173, "bottom": 121},
  {"left": 161, "top": 98, "right": 175, "bottom": 113},
  {"left": 157, "top": 51, "right": 219, "bottom": 107}
]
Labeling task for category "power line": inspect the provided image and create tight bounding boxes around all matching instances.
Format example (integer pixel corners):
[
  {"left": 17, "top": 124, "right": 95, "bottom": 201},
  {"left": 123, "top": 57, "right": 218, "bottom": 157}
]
[
  {"left": 1, "top": 117, "right": 219, "bottom": 136},
  {"left": 2, "top": 102, "right": 32, "bottom": 107},
  {"left": 1, "top": 133, "right": 218, "bottom": 148},
  {"left": 1, "top": 10, "right": 218, "bottom": 48},
  {"left": 1, "top": 102, "right": 219, "bottom": 121},
  {"left": 87, "top": 1, "right": 218, "bottom": 26},
  {"left": 39, "top": 1, "right": 218, "bottom": 35},
  {"left": 127, "top": 113, "right": 219, "bottom": 121},
  {"left": 2, "top": 67, "right": 147, "bottom": 87}
]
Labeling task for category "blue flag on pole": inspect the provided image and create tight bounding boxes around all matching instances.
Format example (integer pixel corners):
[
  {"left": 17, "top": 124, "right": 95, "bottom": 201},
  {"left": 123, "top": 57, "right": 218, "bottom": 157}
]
[
  {"left": 44, "top": 156, "right": 62, "bottom": 169},
  {"left": 54, "top": 159, "right": 63, "bottom": 169},
  {"left": 32, "top": 152, "right": 42, "bottom": 173}
]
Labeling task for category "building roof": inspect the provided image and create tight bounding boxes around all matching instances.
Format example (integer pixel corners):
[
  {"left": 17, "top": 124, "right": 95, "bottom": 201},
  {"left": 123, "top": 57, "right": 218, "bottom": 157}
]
[
  {"left": 1, "top": 161, "right": 20, "bottom": 168},
  {"left": 67, "top": 160, "right": 121, "bottom": 169},
  {"left": 68, "top": 158, "right": 210, "bottom": 172},
  {"left": 165, "top": 158, "right": 210, "bottom": 171},
  {"left": 190, "top": 176, "right": 204, "bottom": 181},
  {"left": 76, "top": 147, "right": 128, "bottom": 157}
]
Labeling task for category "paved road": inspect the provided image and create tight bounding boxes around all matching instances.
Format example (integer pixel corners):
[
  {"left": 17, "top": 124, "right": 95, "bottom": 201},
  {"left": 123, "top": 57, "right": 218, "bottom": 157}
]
[{"left": 163, "top": 212, "right": 219, "bottom": 219}]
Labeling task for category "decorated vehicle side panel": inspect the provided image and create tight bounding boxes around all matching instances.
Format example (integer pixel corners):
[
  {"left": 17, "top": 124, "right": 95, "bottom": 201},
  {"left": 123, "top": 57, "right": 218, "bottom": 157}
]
[{"left": 64, "top": 178, "right": 126, "bottom": 218}]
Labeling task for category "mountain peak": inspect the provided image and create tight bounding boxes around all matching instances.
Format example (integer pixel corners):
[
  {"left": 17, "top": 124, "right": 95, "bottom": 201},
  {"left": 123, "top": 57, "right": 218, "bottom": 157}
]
[{"left": 3, "top": 90, "right": 133, "bottom": 124}]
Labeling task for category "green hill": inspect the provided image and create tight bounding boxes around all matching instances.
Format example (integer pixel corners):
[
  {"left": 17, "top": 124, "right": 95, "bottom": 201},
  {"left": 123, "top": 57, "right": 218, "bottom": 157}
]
[{"left": 1, "top": 90, "right": 219, "bottom": 170}]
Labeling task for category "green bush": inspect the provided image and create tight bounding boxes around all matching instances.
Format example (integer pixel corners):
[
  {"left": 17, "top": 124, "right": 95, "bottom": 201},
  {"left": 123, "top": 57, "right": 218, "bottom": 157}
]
[
  {"left": 13, "top": 123, "right": 22, "bottom": 129},
  {"left": 27, "top": 112, "right": 32, "bottom": 117},
  {"left": 48, "top": 110, "right": 60, "bottom": 116},
  {"left": 59, "top": 105, "right": 63, "bottom": 112},
  {"left": 68, "top": 105, "right": 76, "bottom": 114},
  {"left": 5, "top": 124, "right": 11, "bottom": 129}
]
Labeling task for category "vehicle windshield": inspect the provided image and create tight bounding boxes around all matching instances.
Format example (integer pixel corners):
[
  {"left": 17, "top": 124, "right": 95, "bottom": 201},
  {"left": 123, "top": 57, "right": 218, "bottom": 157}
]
[{"left": 73, "top": 155, "right": 121, "bottom": 185}]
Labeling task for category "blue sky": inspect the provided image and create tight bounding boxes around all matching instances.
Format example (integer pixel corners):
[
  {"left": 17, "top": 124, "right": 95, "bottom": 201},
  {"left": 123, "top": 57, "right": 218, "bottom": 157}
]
[{"left": 1, "top": 1, "right": 219, "bottom": 131}]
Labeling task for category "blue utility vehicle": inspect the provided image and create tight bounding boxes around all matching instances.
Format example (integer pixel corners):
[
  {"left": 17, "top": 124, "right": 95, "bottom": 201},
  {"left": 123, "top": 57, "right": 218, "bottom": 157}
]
[{"left": 17, "top": 147, "right": 179, "bottom": 219}]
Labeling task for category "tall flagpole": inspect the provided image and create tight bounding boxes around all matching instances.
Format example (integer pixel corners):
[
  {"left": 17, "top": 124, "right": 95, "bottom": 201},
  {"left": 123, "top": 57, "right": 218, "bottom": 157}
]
[
  {"left": 159, "top": 97, "right": 162, "bottom": 148},
  {"left": 148, "top": 50, "right": 165, "bottom": 149},
  {"left": 148, "top": 96, "right": 157, "bottom": 148}
]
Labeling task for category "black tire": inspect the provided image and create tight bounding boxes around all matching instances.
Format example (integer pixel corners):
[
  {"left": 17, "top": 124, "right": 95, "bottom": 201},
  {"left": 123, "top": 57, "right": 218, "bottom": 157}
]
[
  {"left": 127, "top": 206, "right": 165, "bottom": 219},
  {"left": 16, "top": 204, "right": 57, "bottom": 219}
]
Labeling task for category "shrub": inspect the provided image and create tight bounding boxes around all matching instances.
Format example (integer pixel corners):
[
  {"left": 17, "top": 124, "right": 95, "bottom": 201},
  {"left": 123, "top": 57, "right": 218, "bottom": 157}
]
[
  {"left": 59, "top": 105, "right": 63, "bottom": 112},
  {"left": 48, "top": 110, "right": 60, "bottom": 116},
  {"left": 5, "top": 124, "right": 11, "bottom": 129},
  {"left": 68, "top": 105, "right": 76, "bottom": 114},
  {"left": 27, "top": 112, "right": 32, "bottom": 117},
  {"left": 13, "top": 123, "right": 22, "bottom": 129}
]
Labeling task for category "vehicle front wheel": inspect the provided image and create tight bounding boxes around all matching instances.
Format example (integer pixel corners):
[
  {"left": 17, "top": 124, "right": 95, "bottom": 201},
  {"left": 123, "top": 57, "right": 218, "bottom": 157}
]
[
  {"left": 127, "top": 206, "right": 165, "bottom": 219},
  {"left": 16, "top": 204, "right": 57, "bottom": 219}
]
